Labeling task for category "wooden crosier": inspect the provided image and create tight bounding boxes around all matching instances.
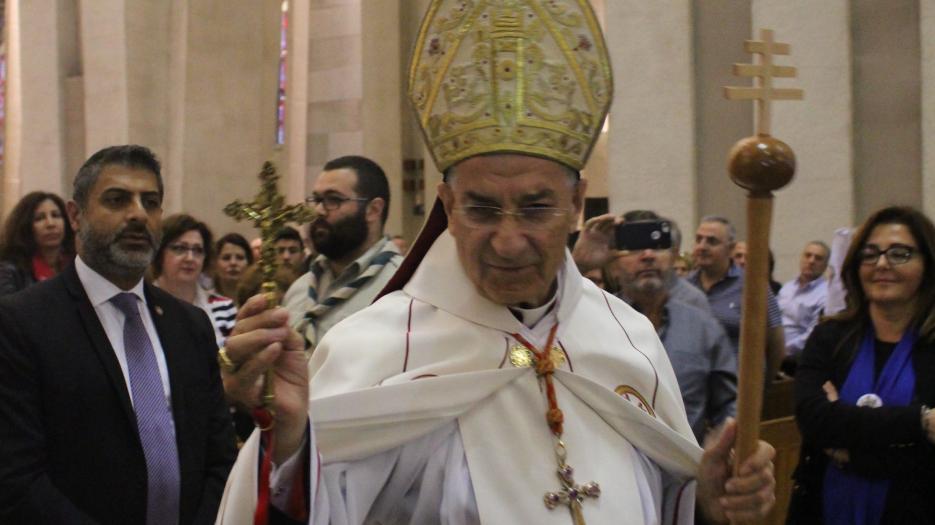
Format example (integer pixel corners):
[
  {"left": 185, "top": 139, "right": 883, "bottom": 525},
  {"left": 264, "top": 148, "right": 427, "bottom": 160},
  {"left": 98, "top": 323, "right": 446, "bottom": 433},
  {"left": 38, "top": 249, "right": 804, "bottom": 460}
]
[
  {"left": 224, "top": 162, "right": 316, "bottom": 413},
  {"left": 723, "top": 29, "right": 802, "bottom": 479}
]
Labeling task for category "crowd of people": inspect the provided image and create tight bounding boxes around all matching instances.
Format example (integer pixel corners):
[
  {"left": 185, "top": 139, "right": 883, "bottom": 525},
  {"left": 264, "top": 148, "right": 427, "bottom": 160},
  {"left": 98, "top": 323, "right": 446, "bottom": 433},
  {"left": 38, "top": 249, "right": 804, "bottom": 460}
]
[
  {"left": 570, "top": 205, "right": 935, "bottom": 522},
  {"left": 2, "top": 144, "right": 931, "bottom": 524},
  {"left": 0, "top": 1, "right": 931, "bottom": 523}
]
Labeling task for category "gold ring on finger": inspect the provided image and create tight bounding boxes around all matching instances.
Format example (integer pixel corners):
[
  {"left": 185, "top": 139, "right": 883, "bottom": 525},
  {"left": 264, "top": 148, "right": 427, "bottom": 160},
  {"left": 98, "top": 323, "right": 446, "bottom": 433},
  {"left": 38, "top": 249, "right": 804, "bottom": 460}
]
[{"left": 217, "top": 347, "right": 239, "bottom": 374}]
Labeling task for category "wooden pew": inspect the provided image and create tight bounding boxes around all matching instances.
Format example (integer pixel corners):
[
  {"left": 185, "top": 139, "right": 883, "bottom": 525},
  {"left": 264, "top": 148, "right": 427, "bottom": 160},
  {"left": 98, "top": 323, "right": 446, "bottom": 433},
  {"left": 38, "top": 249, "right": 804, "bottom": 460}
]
[
  {"left": 763, "top": 377, "right": 796, "bottom": 420},
  {"left": 760, "top": 415, "right": 801, "bottom": 525}
]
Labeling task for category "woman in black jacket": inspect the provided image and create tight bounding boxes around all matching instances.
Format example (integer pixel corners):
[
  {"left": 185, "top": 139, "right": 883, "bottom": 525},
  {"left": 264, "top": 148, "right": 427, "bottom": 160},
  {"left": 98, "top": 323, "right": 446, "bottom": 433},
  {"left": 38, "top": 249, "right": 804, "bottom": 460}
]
[
  {"left": 789, "top": 206, "right": 935, "bottom": 524},
  {"left": 0, "top": 192, "right": 75, "bottom": 296}
]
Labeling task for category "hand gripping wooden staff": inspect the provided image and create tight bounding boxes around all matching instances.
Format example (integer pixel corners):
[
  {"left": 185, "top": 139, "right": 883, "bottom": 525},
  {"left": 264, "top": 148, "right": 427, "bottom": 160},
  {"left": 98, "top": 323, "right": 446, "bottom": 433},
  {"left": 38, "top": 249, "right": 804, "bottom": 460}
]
[{"left": 723, "top": 29, "right": 803, "bottom": 478}]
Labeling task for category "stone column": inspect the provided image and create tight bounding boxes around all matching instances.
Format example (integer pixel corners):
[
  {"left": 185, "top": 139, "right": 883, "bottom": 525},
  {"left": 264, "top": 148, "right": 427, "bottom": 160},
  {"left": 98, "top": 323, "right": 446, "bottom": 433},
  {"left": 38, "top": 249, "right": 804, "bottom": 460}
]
[
  {"left": 305, "top": 0, "right": 406, "bottom": 236},
  {"left": 752, "top": 0, "right": 855, "bottom": 280},
  {"left": 3, "top": 0, "right": 66, "bottom": 214},
  {"left": 179, "top": 0, "right": 280, "bottom": 233},
  {"left": 164, "top": 0, "right": 188, "bottom": 214},
  {"left": 286, "top": 0, "right": 311, "bottom": 204},
  {"left": 361, "top": 0, "right": 403, "bottom": 236},
  {"left": 694, "top": 0, "right": 752, "bottom": 245},
  {"left": 78, "top": 0, "right": 131, "bottom": 151},
  {"left": 922, "top": 0, "right": 935, "bottom": 217},
  {"left": 306, "top": 0, "right": 363, "bottom": 182},
  {"left": 604, "top": 0, "right": 697, "bottom": 239}
]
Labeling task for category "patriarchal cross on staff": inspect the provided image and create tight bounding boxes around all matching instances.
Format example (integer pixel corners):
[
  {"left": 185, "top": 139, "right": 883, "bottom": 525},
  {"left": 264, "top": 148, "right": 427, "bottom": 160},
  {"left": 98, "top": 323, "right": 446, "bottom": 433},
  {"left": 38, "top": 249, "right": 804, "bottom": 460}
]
[{"left": 723, "top": 28, "right": 803, "bottom": 474}]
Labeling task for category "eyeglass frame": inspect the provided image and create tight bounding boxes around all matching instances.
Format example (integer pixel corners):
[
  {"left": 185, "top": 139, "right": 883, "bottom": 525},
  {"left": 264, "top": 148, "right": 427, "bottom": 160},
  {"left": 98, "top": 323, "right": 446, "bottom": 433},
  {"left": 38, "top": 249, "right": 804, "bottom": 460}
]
[
  {"left": 305, "top": 194, "right": 370, "bottom": 211},
  {"left": 858, "top": 243, "right": 917, "bottom": 266},
  {"left": 275, "top": 245, "right": 303, "bottom": 255},
  {"left": 167, "top": 243, "right": 206, "bottom": 258},
  {"left": 452, "top": 204, "right": 572, "bottom": 230}
]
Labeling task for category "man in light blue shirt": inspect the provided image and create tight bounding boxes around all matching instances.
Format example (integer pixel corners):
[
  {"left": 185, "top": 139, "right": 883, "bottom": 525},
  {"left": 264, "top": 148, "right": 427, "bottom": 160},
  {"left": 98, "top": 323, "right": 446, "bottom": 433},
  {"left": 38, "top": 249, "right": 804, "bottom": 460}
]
[
  {"left": 580, "top": 209, "right": 737, "bottom": 443},
  {"left": 777, "top": 241, "right": 830, "bottom": 372},
  {"left": 688, "top": 216, "right": 785, "bottom": 381}
]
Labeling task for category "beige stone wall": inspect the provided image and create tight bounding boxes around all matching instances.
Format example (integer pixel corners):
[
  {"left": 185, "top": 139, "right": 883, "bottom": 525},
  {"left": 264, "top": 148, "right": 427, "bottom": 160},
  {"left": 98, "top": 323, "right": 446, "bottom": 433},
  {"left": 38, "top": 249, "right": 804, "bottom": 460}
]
[
  {"left": 852, "top": 0, "right": 922, "bottom": 218},
  {"left": 3, "top": 0, "right": 282, "bottom": 238},
  {"left": 923, "top": 0, "right": 935, "bottom": 218},
  {"left": 303, "top": 0, "right": 408, "bottom": 239},
  {"left": 178, "top": 0, "right": 281, "bottom": 237},
  {"left": 306, "top": 0, "right": 363, "bottom": 178},
  {"left": 751, "top": 1, "right": 856, "bottom": 281},
  {"left": 693, "top": 0, "right": 752, "bottom": 247},
  {"left": 604, "top": 0, "right": 697, "bottom": 246},
  {"left": 3, "top": 1, "right": 935, "bottom": 277},
  {"left": 3, "top": 0, "right": 66, "bottom": 214}
]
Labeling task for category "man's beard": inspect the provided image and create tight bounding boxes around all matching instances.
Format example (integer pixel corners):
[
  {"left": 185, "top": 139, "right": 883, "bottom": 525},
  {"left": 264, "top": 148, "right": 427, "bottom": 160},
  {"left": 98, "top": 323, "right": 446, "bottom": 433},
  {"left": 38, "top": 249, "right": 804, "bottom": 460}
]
[
  {"left": 623, "top": 268, "right": 670, "bottom": 296},
  {"left": 311, "top": 209, "right": 369, "bottom": 260},
  {"left": 79, "top": 220, "right": 160, "bottom": 281}
]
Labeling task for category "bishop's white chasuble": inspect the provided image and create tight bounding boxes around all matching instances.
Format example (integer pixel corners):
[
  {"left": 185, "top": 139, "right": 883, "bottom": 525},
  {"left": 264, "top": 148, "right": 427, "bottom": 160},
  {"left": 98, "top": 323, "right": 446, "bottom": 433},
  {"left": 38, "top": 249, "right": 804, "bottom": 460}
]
[{"left": 217, "top": 232, "right": 703, "bottom": 524}]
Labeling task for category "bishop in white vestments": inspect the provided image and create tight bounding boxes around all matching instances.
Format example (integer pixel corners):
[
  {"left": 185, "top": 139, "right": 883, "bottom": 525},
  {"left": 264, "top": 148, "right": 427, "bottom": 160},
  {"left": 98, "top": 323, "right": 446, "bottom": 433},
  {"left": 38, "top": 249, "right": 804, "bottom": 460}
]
[{"left": 216, "top": 1, "right": 776, "bottom": 523}]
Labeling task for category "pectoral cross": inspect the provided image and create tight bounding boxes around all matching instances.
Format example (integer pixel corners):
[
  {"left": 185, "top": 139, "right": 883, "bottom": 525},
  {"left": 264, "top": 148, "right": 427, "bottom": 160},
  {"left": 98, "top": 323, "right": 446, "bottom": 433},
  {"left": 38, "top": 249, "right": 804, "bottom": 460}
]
[
  {"left": 224, "top": 161, "right": 316, "bottom": 409},
  {"left": 543, "top": 462, "right": 600, "bottom": 525}
]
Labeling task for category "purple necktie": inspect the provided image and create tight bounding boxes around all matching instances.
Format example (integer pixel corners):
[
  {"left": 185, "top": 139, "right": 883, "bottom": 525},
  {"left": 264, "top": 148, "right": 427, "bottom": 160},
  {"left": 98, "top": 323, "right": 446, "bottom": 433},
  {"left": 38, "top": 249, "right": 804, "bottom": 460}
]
[{"left": 111, "top": 292, "right": 180, "bottom": 525}]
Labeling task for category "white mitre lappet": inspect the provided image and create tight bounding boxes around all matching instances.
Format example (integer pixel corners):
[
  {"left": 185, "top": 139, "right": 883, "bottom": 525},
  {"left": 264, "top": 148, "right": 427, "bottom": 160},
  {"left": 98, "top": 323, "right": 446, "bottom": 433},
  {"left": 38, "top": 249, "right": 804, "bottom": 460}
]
[{"left": 217, "top": 1, "right": 704, "bottom": 523}]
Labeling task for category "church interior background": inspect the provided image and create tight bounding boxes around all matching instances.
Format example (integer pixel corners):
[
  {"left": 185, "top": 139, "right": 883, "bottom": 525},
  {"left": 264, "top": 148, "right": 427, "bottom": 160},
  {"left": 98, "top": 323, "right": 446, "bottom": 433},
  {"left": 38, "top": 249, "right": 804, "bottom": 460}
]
[{"left": 1, "top": 0, "right": 933, "bottom": 282}]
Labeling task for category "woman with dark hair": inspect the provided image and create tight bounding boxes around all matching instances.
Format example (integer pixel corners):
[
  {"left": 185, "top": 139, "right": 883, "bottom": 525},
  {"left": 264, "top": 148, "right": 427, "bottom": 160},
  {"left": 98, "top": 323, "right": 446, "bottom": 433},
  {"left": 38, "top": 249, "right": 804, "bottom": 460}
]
[
  {"left": 0, "top": 191, "right": 75, "bottom": 296},
  {"left": 789, "top": 206, "right": 935, "bottom": 523},
  {"left": 214, "top": 233, "right": 253, "bottom": 304},
  {"left": 152, "top": 214, "right": 236, "bottom": 346}
]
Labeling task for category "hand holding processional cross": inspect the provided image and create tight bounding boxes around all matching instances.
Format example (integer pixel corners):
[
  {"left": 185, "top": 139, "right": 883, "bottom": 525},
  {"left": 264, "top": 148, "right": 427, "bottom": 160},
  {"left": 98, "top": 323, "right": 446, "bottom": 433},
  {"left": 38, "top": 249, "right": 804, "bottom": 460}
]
[
  {"left": 724, "top": 28, "right": 803, "bottom": 478},
  {"left": 223, "top": 162, "right": 316, "bottom": 416}
]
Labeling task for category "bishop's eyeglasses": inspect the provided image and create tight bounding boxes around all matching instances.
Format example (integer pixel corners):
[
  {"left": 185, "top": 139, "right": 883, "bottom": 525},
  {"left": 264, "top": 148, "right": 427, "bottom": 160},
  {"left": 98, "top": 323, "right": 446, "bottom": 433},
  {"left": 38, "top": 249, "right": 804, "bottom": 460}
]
[
  {"left": 453, "top": 205, "right": 570, "bottom": 230},
  {"left": 858, "top": 244, "right": 917, "bottom": 266}
]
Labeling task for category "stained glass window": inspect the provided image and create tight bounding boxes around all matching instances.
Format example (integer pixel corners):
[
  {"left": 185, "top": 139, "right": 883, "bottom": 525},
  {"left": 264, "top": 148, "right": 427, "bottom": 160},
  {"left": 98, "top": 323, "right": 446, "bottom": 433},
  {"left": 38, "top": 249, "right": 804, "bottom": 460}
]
[
  {"left": 276, "top": 1, "right": 288, "bottom": 145},
  {"left": 1, "top": 49, "right": 6, "bottom": 163}
]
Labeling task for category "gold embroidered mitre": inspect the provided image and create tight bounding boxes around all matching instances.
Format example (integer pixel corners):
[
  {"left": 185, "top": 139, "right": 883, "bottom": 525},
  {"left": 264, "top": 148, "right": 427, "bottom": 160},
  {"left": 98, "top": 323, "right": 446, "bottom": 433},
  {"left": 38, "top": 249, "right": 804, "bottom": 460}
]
[{"left": 409, "top": 0, "right": 613, "bottom": 172}]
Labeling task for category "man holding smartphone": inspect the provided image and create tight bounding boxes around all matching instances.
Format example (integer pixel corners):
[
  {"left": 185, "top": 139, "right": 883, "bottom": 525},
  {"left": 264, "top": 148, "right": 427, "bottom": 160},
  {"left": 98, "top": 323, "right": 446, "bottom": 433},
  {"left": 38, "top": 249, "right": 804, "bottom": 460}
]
[{"left": 573, "top": 211, "right": 737, "bottom": 443}]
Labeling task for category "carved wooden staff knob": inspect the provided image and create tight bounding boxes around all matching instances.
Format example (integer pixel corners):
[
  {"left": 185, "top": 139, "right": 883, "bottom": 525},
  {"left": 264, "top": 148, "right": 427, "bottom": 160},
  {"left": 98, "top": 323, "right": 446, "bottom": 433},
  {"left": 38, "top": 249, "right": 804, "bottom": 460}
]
[{"left": 728, "top": 134, "right": 796, "bottom": 193}]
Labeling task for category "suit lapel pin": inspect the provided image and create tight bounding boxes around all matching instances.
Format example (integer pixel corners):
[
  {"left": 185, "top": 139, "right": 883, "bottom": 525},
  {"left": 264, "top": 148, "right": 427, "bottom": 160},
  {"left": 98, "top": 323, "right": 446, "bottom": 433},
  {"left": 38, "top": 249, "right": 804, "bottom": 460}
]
[{"left": 154, "top": 305, "right": 164, "bottom": 316}]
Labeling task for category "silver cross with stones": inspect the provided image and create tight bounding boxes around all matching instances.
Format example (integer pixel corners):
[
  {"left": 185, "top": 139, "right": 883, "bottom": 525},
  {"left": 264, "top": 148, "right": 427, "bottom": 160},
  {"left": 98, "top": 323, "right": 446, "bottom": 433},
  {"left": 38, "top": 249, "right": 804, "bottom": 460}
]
[{"left": 543, "top": 463, "right": 600, "bottom": 525}]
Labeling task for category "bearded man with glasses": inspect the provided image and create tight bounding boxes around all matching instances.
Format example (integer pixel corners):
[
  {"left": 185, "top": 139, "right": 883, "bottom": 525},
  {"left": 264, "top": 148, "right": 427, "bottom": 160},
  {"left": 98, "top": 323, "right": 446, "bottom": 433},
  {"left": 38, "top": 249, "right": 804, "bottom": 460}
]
[
  {"left": 217, "top": 1, "right": 776, "bottom": 523},
  {"left": 280, "top": 155, "right": 402, "bottom": 348}
]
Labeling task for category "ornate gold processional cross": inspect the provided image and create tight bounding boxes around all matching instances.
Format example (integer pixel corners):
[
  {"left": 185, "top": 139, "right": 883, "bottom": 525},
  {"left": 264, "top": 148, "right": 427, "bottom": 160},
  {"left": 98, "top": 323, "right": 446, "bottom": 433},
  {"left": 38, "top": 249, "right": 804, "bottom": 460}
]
[{"left": 224, "top": 162, "right": 316, "bottom": 410}]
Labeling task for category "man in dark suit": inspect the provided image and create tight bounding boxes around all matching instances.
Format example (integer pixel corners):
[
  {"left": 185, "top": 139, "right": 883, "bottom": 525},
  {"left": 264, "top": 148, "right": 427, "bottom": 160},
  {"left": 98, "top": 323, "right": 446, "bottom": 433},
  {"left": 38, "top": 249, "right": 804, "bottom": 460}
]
[{"left": 0, "top": 145, "right": 236, "bottom": 524}]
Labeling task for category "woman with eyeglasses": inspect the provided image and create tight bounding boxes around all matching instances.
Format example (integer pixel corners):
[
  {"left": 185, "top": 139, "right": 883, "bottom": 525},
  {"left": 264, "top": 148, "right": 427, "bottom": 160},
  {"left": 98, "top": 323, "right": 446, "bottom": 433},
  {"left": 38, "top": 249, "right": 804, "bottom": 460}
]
[
  {"left": 152, "top": 214, "right": 236, "bottom": 347},
  {"left": 788, "top": 206, "right": 935, "bottom": 524},
  {"left": 0, "top": 192, "right": 75, "bottom": 296}
]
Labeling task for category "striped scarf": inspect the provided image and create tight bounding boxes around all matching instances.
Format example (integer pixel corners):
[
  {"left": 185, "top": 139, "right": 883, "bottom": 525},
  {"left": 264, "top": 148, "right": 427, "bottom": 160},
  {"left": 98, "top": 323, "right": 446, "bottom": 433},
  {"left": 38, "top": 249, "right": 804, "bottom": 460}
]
[{"left": 302, "top": 241, "right": 399, "bottom": 348}]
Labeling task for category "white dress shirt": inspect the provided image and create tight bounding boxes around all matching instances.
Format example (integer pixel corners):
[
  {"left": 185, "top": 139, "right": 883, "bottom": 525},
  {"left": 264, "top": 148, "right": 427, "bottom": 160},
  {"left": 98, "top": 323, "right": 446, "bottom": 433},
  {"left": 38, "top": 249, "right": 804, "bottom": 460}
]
[{"left": 75, "top": 256, "right": 172, "bottom": 404}]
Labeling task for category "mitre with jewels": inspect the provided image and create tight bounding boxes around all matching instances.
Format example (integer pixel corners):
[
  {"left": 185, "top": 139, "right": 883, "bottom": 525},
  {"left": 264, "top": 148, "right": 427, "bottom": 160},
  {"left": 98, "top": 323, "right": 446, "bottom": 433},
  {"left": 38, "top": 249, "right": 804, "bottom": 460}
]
[
  {"left": 409, "top": 0, "right": 613, "bottom": 172},
  {"left": 379, "top": 0, "right": 613, "bottom": 298}
]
